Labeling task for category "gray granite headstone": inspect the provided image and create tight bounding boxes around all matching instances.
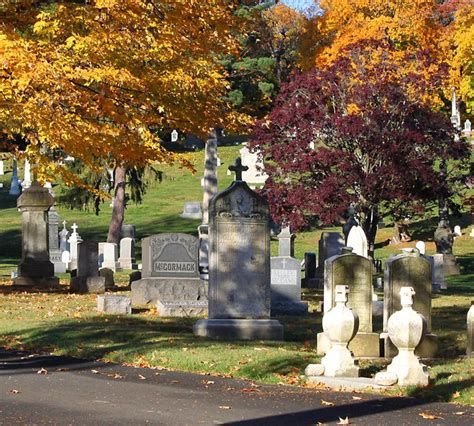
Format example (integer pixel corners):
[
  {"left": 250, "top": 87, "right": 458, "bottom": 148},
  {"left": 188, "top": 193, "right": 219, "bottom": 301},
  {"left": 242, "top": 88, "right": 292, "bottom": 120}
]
[
  {"left": 383, "top": 251, "right": 438, "bottom": 358},
  {"left": 193, "top": 158, "right": 283, "bottom": 340},
  {"left": 13, "top": 181, "right": 59, "bottom": 287},
  {"left": 131, "top": 233, "right": 207, "bottom": 313},
  {"left": 271, "top": 256, "right": 307, "bottom": 315},
  {"left": 317, "top": 248, "right": 378, "bottom": 357},
  {"left": 316, "top": 232, "right": 344, "bottom": 286},
  {"left": 97, "top": 295, "right": 131, "bottom": 315},
  {"left": 71, "top": 241, "right": 105, "bottom": 293}
]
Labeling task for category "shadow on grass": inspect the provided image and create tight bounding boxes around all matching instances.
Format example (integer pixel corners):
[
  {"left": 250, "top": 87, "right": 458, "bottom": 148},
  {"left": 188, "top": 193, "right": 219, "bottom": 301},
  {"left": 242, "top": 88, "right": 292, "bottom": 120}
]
[
  {"left": 407, "top": 213, "right": 472, "bottom": 242},
  {"left": 406, "top": 376, "right": 474, "bottom": 403}
]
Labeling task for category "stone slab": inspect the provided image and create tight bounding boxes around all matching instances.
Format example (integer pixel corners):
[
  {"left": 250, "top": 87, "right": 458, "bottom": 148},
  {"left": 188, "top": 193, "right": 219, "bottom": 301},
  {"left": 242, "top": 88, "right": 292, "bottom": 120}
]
[
  {"left": 99, "top": 268, "right": 115, "bottom": 289},
  {"left": 97, "top": 295, "right": 131, "bottom": 315},
  {"left": 156, "top": 301, "right": 208, "bottom": 317},
  {"left": 317, "top": 332, "right": 380, "bottom": 358},
  {"left": 70, "top": 276, "right": 106, "bottom": 294},
  {"left": 270, "top": 301, "right": 308, "bottom": 316},
  {"left": 305, "top": 376, "right": 392, "bottom": 391},
  {"left": 193, "top": 319, "right": 283, "bottom": 341},
  {"left": 131, "top": 278, "right": 207, "bottom": 306}
]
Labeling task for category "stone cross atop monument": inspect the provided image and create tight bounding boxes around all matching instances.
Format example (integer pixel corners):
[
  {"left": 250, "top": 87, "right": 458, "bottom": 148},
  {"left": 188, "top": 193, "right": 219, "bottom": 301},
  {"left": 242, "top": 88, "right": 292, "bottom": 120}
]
[{"left": 228, "top": 157, "right": 249, "bottom": 182}]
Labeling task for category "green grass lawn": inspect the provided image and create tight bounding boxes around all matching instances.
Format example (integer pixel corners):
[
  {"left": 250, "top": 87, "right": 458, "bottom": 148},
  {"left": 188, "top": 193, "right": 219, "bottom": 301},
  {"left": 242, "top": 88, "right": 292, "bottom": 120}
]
[{"left": 0, "top": 145, "right": 473, "bottom": 404}]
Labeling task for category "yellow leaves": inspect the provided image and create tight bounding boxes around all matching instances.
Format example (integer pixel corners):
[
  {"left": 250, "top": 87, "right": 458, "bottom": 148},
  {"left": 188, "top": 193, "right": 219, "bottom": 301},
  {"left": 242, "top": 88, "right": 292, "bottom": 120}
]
[
  {"left": 419, "top": 412, "right": 444, "bottom": 420},
  {"left": 347, "top": 103, "right": 361, "bottom": 115}
]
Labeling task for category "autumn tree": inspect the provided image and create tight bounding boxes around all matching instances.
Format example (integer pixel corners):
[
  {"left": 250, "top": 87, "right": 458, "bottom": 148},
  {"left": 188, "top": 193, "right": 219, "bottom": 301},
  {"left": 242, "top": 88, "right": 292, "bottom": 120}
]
[
  {"left": 0, "top": 0, "right": 245, "bottom": 242},
  {"left": 250, "top": 40, "right": 470, "bottom": 257}
]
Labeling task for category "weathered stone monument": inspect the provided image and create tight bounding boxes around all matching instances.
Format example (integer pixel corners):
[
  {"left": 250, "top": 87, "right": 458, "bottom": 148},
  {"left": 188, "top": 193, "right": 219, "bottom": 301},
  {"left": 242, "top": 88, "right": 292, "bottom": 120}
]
[
  {"left": 303, "top": 252, "right": 317, "bottom": 288},
  {"left": 317, "top": 247, "right": 379, "bottom": 357},
  {"left": 376, "top": 287, "right": 429, "bottom": 387},
  {"left": 346, "top": 225, "right": 368, "bottom": 258},
  {"left": 316, "top": 232, "right": 345, "bottom": 287},
  {"left": 271, "top": 227, "right": 308, "bottom": 316},
  {"left": 431, "top": 253, "right": 447, "bottom": 291},
  {"left": 118, "top": 237, "right": 137, "bottom": 270},
  {"left": 239, "top": 144, "right": 268, "bottom": 187},
  {"left": 468, "top": 302, "right": 474, "bottom": 357},
  {"left": 180, "top": 202, "right": 203, "bottom": 219},
  {"left": 434, "top": 219, "right": 460, "bottom": 276},
  {"left": 97, "top": 295, "right": 131, "bottom": 315},
  {"left": 100, "top": 242, "right": 121, "bottom": 272},
  {"left": 9, "top": 158, "right": 21, "bottom": 196},
  {"left": 68, "top": 223, "right": 82, "bottom": 271},
  {"left": 13, "top": 181, "right": 59, "bottom": 287},
  {"left": 306, "top": 285, "right": 359, "bottom": 378},
  {"left": 21, "top": 158, "right": 32, "bottom": 190},
  {"left": 131, "top": 233, "right": 207, "bottom": 316},
  {"left": 70, "top": 241, "right": 105, "bottom": 293},
  {"left": 48, "top": 208, "right": 66, "bottom": 274},
  {"left": 383, "top": 250, "right": 438, "bottom": 358},
  {"left": 193, "top": 158, "right": 283, "bottom": 340}
]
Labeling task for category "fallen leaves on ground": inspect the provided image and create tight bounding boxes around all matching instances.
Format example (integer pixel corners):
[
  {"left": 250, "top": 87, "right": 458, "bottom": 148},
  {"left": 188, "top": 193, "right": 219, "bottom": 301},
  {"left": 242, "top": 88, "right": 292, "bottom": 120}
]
[
  {"left": 138, "top": 374, "right": 146, "bottom": 380},
  {"left": 454, "top": 411, "right": 465, "bottom": 415},
  {"left": 9, "top": 389, "right": 20, "bottom": 394},
  {"left": 352, "top": 396, "right": 362, "bottom": 400},
  {"left": 321, "top": 400, "right": 334, "bottom": 406},
  {"left": 37, "top": 368, "right": 48, "bottom": 375},
  {"left": 419, "top": 412, "right": 444, "bottom": 420},
  {"left": 338, "top": 417, "right": 350, "bottom": 425},
  {"left": 219, "top": 406, "right": 231, "bottom": 410}
]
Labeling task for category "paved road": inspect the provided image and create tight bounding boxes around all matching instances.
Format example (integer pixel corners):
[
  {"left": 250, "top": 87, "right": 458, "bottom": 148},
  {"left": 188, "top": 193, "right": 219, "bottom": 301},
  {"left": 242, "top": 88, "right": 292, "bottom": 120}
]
[{"left": 0, "top": 348, "right": 472, "bottom": 425}]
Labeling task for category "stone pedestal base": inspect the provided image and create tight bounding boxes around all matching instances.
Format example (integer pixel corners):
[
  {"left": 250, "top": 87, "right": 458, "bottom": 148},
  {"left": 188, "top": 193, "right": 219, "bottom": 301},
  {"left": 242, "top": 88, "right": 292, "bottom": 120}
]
[
  {"left": 193, "top": 319, "right": 284, "bottom": 341},
  {"left": 118, "top": 258, "right": 137, "bottom": 270},
  {"left": 70, "top": 276, "right": 106, "bottom": 294},
  {"left": 131, "top": 278, "right": 207, "bottom": 306},
  {"left": 386, "top": 350, "right": 429, "bottom": 386},
  {"left": 317, "top": 332, "right": 380, "bottom": 358},
  {"left": 13, "top": 276, "right": 60, "bottom": 288},
  {"left": 271, "top": 301, "right": 308, "bottom": 316},
  {"left": 442, "top": 254, "right": 460, "bottom": 276},
  {"left": 383, "top": 333, "right": 438, "bottom": 359},
  {"left": 157, "top": 301, "right": 208, "bottom": 317}
]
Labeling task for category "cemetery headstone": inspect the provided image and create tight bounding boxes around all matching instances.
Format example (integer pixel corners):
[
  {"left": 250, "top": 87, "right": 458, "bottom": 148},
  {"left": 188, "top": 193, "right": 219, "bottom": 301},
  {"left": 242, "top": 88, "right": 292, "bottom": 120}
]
[
  {"left": 180, "top": 201, "right": 203, "bottom": 219},
  {"left": 171, "top": 129, "right": 179, "bottom": 142},
  {"left": 239, "top": 144, "right": 268, "bottom": 186},
  {"left": 346, "top": 225, "right": 368, "bottom": 258},
  {"left": 415, "top": 241, "right": 426, "bottom": 255},
  {"left": 68, "top": 223, "right": 83, "bottom": 271},
  {"left": 9, "top": 158, "right": 20, "bottom": 196},
  {"left": 383, "top": 250, "right": 438, "bottom": 358},
  {"left": 59, "top": 221, "right": 69, "bottom": 253},
  {"left": 119, "top": 237, "right": 137, "bottom": 270},
  {"left": 101, "top": 242, "right": 122, "bottom": 272},
  {"left": 277, "top": 226, "right": 294, "bottom": 257},
  {"left": 21, "top": 158, "right": 31, "bottom": 189},
  {"left": 99, "top": 267, "right": 115, "bottom": 289},
  {"left": 193, "top": 158, "right": 283, "bottom": 340},
  {"left": 463, "top": 119, "right": 471, "bottom": 137},
  {"left": 467, "top": 301, "right": 474, "bottom": 357},
  {"left": 317, "top": 247, "right": 379, "bottom": 357},
  {"left": 316, "top": 232, "right": 344, "bottom": 287},
  {"left": 97, "top": 295, "right": 131, "bottom": 315},
  {"left": 13, "top": 181, "right": 59, "bottom": 287},
  {"left": 303, "top": 252, "right": 317, "bottom": 288},
  {"left": 48, "top": 208, "right": 66, "bottom": 273},
  {"left": 131, "top": 233, "right": 207, "bottom": 316},
  {"left": 431, "top": 253, "right": 447, "bottom": 291},
  {"left": 453, "top": 225, "right": 462, "bottom": 237},
  {"left": 70, "top": 241, "right": 105, "bottom": 293},
  {"left": 120, "top": 224, "right": 136, "bottom": 240},
  {"left": 434, "top": 220, "right": 460, "bottom": 275}
]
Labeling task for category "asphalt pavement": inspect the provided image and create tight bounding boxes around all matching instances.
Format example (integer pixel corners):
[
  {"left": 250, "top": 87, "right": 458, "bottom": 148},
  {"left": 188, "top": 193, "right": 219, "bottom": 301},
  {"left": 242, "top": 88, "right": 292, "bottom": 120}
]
[{"left": 0, "top": 348, "right": 472, "bottom": 425}]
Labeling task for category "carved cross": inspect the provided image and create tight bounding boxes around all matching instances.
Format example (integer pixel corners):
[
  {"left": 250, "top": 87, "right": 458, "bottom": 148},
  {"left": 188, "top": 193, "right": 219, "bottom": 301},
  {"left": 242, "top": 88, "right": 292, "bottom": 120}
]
[
  {"left": 71, "top": 223, "right": 78, "bottom": 234},
  {"left": 281, "top": 258, "right": 287, "bottom": 269},
  {"left": 228, "top": 157, "right": 248, "bottom": 182},
  {"left": 62, "top": 220, "right": 67, "bottom": 230}
]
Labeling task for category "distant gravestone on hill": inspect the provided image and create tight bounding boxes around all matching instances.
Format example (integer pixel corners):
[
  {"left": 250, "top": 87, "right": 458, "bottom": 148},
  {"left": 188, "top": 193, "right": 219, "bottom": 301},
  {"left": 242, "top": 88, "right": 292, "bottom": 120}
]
[
  {"left": 48, "top": 208, "right": 66, "bottom": 274},
  {"left": 131, "top": 233, "right": 207, "bottom": 316},
  {"left": 193, "top": 158, "right": 283, "bottom": 340},
  {"left": 346, "top": 225, "right": 368, "bottom": 258},
  {"left": 383, "top": 251, "right": 438, "bottom": 358},
  {"left": 317, "top": 247, "right": 379, "bottom": 357},
  {"left": 180, "top": 202, "right": 203, "bottom": 220}
]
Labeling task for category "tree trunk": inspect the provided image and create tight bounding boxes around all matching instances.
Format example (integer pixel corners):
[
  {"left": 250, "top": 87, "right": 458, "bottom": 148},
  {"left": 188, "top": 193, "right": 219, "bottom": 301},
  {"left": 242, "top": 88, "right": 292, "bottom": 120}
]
[{"left": 107, "top": 166, "right": 126, "bottom": 244}]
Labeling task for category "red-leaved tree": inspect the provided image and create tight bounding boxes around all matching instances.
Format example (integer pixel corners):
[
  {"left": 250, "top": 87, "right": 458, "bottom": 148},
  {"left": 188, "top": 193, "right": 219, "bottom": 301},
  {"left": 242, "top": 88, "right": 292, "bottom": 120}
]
[{"left": 250, "top": 40, "right": 470, "bottom": 257}]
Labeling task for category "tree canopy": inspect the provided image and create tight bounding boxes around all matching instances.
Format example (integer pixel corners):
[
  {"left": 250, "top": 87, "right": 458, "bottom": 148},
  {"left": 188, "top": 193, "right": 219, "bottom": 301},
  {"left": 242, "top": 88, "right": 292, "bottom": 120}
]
[{"left": 0, "top": 0, "right": 245, "bottom": 187}]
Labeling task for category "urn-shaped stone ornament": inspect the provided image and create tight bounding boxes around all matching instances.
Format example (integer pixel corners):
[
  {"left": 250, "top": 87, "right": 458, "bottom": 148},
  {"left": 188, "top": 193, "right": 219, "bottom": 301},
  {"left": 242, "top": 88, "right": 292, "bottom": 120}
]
[
  {"left": 321, "top": 285, "right": 360, "bottom": 377},
  {"left": 386, "top": 287, "right": 429, "bottom": 386}
]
